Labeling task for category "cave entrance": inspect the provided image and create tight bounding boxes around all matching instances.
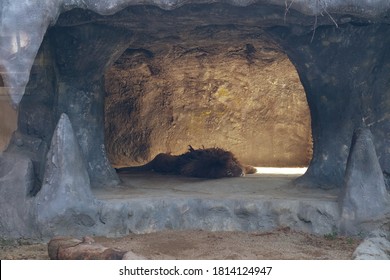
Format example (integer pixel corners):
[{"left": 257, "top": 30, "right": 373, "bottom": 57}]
[
  {"left": 98, "top": 29, "right": 319, "bottom": 232},
  {"left": 1, "top": 3, "right": 346, "bottom": 238},
  {"left": 104, "top": 25, "right": 312, "bottom": 173}
]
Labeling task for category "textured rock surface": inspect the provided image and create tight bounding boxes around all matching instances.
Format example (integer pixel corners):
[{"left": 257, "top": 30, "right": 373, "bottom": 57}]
[
  {"left": 6, "top": 1, "right": 390, "bottom": 191},
  {"left": 269, "top": 23, "right": 390, "bottom": 189},
  {"left": 339, "top": 128, "right": 390, "bottom": 235},
  {"left": 0, "top": 152, "right": 38, "bottom": 239},
  {"left": 93, "top": 173, "right": 340, "bottom": 236},
  {"left": 4, "top": 21, "right": 122, "bottom": 189},
  {"left": 50, "top": 23, "right": 129, "bottom": 188},
  {"left": 35, "top": 114, "right": 99, "bottom": 237},
  {"left": 1, "top": 2, "right": 389, "bottom": 191},
  {"left": 1, "top": 0, "right": 390, "bottom": 105},
  {"left": 97, "top": 197, "right": 339, "bottom": 235},
  {"left": 353, "top": 231, "right": 390, "bottom": 260},
  {"left": 4, "top": 38, "right": 58, "bottom": 192},
  {"left": 105, "top": 28, "right": 312, "bottom": 167}
]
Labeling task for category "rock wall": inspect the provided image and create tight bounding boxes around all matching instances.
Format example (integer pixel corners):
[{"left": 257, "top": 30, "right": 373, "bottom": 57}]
[
  {"left": 105, "top": 24, "right": 312, "bottom": 168},
  {"left": 269, "top": 22, "right": 390, "bottom": 189},
  {"left": 2, "top": 1, "right": 390, "bottom": 104}
]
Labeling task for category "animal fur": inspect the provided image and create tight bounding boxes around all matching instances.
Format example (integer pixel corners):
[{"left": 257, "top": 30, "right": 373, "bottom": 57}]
[{"left": 116, "top": 146, "right": 256, "bottom": 179}]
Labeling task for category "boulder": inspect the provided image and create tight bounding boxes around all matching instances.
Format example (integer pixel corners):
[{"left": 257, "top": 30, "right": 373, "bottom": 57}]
[
  {"left": 353, "top": 231, "right": 390, "bottom": 260},
  {"left": 48, "top": 236, "right": 130, "bottom": 260}
]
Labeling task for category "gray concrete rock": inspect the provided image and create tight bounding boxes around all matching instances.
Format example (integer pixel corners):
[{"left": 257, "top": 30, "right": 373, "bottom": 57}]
[
  {"left": 35, "top": 114, "right": 99, "bottom": 237},
  {"left": 339, "top": 128, "right": 390, "bottom": 235},
  {"left": 92, "top": 172, "right": 341, "bottom": 235},
  {"left": 353, "top": 231, "right": 390, "bottom": 260},
  {"left": 6, "top": 131, "right": 50, "bottom": 196},
  {"left": 0, "top": 152, "right": 38, "bottom": 239},
  {"left": 2, "top": 1, "right": 390, "bottom": 105},
  {"left": 52, "top": 23, "right": 127, "bottom": 188}
]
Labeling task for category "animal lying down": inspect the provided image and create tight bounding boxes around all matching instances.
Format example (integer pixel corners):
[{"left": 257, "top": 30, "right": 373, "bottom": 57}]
[{"left": 116, "top": 146, "right": 257, "bottom": 179}]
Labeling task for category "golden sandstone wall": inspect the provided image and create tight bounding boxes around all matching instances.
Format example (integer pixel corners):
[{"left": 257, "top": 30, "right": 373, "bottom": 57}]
[{"left": 104, "top": 30, "right": 312, "bottom": 167}]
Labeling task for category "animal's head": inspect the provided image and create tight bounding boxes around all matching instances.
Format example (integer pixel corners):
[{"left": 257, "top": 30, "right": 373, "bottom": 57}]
[{"left": 213, "top": 150, "right": 244, "bottom": 178}]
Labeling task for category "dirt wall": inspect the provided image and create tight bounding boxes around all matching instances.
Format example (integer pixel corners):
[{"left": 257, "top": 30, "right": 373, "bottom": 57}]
[{"left": 104, "top": 29, "right": 312, "bottom": 167}]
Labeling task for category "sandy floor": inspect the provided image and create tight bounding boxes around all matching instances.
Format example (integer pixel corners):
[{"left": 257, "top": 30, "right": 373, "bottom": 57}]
[{"left": 0, "top": 227, "right": 361, "bottom": 260}]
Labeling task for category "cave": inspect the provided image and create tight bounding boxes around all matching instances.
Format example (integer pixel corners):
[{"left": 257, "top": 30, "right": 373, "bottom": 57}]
[
  {"left": 0, "top": 1, "right": 390, "bottom": 247},
  {"left": 103, "top": 21, "right": 312, "bottom": 169}
]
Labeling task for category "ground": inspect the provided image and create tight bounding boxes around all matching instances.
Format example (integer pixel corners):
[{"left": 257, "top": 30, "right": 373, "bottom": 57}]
[
  {"left": 2, "top": 172, "right": 361, "bottom": 260},
  {"left": 0, "top": 227, "right": 361, "bottom": 260}
]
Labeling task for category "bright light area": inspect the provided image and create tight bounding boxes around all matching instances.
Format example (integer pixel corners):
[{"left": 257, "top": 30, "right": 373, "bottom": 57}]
[{"left": 255, "top": 167, "right": 307, "bottom": 175}]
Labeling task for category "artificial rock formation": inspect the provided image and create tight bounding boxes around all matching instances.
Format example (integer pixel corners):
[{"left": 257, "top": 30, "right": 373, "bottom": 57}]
[
  {"left": 353, "top": 230, "right": 390, "bottom": 260},
  {"left": 1, "top": 1, "right": 388, "bottom": 191},
  {"left": 0, "top": 152, "right": 38, "bottom": 238},
  {"left": 339, "top": 128, "right": 390, "bottom": 235},
  {"left": 0, "top": 0, "right": 390, "bottom": 243},
  {"left": 2, "top": 0, "right": 390, "bottom": 105},
  {"left": 35, "top": 114, "right": 98, "bottom": 237},
  {"left": 269, "top": 23, "right": 390, "bottom": 189}
]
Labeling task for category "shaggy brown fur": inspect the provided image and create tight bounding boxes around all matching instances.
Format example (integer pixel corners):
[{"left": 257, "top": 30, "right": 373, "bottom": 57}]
[{"left": 116, "top": 146, "right": 256, "bottom": 179}]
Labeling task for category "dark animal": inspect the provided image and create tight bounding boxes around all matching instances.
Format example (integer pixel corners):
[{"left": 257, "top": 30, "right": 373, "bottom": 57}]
[{"left": 116, "top": 146, "right": 256, "bottom": 179}]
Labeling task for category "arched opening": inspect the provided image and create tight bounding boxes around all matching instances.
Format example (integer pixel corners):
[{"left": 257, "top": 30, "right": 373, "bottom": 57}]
[
  {"left": 104, "top": 23, "right": 312, "bottom": 173},
  {"left": 99, "top": 22, "right": 317, "bottom": 231}
]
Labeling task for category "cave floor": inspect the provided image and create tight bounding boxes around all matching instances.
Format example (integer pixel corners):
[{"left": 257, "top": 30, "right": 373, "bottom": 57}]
[{"left": 93, "top": 169, "right": 339, "bottom": 202}]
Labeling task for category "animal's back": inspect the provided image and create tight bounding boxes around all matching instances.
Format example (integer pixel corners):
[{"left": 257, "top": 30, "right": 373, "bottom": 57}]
[{"left": 115, "top": 153, "right": 180, "bottom": 174}]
